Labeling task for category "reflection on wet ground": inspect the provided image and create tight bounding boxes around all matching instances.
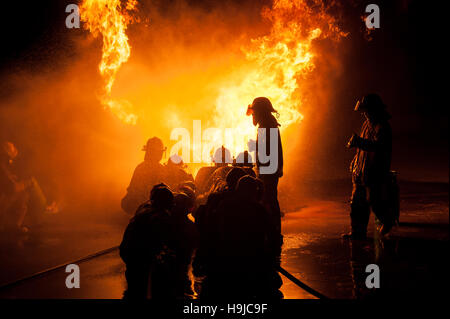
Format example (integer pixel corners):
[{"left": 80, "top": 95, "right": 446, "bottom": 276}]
[
  {"left": 0, "top": 181, "right": 448, "bottom": 299},
  {"left": 0, "top": 218, "right": 125, "bottom": 288},
  {"left": 280, "top": 195, "right": 449, "bottom": 299},
  {"left": 0, "top": 250, "right": 126, "bottom": 298}
]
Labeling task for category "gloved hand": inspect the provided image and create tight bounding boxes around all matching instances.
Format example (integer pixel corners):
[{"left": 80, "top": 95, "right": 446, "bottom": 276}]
[{"left": 346, "top": 133, "right": 358, "bottom": 149}]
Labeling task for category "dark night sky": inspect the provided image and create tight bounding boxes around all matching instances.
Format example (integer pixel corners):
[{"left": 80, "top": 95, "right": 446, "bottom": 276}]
[{"left": 0, "top": 0, "right": 448, "bottom": 182}]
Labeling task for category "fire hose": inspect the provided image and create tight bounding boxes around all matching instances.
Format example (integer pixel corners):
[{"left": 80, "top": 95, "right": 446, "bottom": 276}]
[
  {"left": 276, "top": 266, "right": 329, "bottom": 299},
  {"left": 0, "top": 246, "right": 120, "bottom": 292},
  {"left": 0, "top": 245, "right": 329, "bottom": 299}
]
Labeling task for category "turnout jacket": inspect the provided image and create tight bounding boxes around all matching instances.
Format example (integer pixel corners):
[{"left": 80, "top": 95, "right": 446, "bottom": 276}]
[{"left": 351, "top": 118, "right": 392, "bottom": 186}]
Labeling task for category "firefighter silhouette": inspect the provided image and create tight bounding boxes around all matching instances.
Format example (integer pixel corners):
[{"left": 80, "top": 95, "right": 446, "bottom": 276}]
[
  {"left": 343, "top": 94, "right": 396, "bottom": 239},
  {"left": 121, "top": 137, "right": 167, "bottom": 215}
]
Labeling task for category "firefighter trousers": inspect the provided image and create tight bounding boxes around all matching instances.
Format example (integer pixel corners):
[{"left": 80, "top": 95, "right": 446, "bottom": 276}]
[
  {"left": 259, "top": 174, "right": 283, "bottom": 252},
  {"left": 350, "top": 182, "right": 394, "bottom": 235}
]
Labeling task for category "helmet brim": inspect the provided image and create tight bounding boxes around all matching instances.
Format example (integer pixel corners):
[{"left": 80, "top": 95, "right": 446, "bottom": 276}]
[{"left": 246, "top": 105, "right": 253, "bottom": 116}]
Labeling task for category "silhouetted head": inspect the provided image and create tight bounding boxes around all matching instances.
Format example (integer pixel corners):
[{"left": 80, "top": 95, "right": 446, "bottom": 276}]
[
  {"left": 226, "top": 167, "right": 247, "bottom": 191},
  {"left": 235, "top": 151, "right": 253, "bottom": 167},
  {"left": 150, "top": 183, "right": 173, "bottom": 210},
  {"left": 212, "top": 146, "right": 232, "bottom": 166},
  {"left": 142, "top": 137, "right": 166, "bottom": 163},
  {"left": 246, "top": 97, "right": 280, "bottom": 127},
  {"left": 2, "top": 141, "right": 18, "bottom": 161},
  {"left": 167, "top": 154, "right": 184, "bottom": 168},
  {"left": 172, "top": 192, "right": 191, "bottom": 217},
  {"left": 235, "top": 175, "right": 264, "bottom": 201},
  {"left": 177, "top": 184, "right": 196, "bottom": 210},
  {"left": 354, "top": 94, "right": 391, "bottom": 123}
]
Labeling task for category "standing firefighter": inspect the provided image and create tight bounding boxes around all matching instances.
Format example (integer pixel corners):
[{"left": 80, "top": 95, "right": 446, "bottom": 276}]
[
  {"left": 344, "top": 94, "right": 395, "bottom": 240},
  {"left": 246, "top": 97, "right": 283, "bottom": 248},
  {"left": 121, "top": 137, "right": 167, "bottom": 215}
]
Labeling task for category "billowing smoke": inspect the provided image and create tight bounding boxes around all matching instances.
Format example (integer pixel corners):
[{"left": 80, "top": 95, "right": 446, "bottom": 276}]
[{"left": 0, "top": 0, "right": 349, "bottom": 218}]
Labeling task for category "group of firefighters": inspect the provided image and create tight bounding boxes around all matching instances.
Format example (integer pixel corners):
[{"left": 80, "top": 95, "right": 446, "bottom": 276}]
[
  {"left": 118, "top": 94, "right": 398, "bottom": 298},
  {"left": 0, "top": 93, "right": 396, "bottom": 297}
]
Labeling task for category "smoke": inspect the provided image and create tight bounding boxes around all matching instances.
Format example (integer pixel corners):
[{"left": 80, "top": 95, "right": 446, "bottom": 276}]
[
  {"left": 0, "top": 0, "right": 349, "bottom": 219},
  {"left": 0, "top": 48, "right": 143, "bottom": 218},
  {"left": 110, "top": 0, "right": 348, "bottom": 181}
]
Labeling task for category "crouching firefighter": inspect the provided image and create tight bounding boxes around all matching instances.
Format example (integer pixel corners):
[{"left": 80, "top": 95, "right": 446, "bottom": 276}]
[
  {"left": 343, "top": 94, "right": 396, "bottom": 240},
  {"left": 119, "top": 183, "right": 176, "bottom": 299}
]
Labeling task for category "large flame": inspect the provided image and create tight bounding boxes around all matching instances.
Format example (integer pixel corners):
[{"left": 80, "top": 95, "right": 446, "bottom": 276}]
[
  {"left": 80, "top": 0, "right": 138, "bottom": 124},
  {"left": 80, "top": 0, "right": 346, "bottom": 163},
  {"left": 210, "top": 0, "right": 347, "bottom": 157}
]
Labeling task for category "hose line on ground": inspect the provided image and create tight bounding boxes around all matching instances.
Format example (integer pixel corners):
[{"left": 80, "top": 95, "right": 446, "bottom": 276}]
[{"left": 0, "top": 245, "right": 330, "bottom": 299}]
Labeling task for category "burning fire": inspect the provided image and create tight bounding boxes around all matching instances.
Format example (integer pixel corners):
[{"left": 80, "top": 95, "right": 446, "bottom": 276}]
[
  {"left": 211, "top": 0, "right": 347, "bottom": 156},
  {"left": 80, "top": 0, "right": 138, "bottom": 124},
  {"left": 80, "top": 0, "right": 346, "bottom": 162}
]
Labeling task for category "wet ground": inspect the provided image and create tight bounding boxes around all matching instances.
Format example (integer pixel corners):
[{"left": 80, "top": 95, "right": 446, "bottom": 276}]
[{"left": 0, "top": 180, "right": 448, "bottom": 299}]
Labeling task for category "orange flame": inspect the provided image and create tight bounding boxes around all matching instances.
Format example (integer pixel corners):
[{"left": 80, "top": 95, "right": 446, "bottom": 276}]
[
  {"left": 210, "top": 0, "right": 347, "bottom": 157},
  {"left": 80, "top": 0, "right": 346, "bottom": 163},
  {"left": 80, "top": 0, "right": 138, "bottom": 124}
]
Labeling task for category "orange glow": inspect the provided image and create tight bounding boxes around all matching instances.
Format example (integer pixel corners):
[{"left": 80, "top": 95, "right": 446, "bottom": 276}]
[
  {"left": 211, "top": 0, "right": 347, "bottom": 155},
  {"left": 0, "top": 0, "right": 350, "bottom": 218},
  {"left": 80, "top": 0, "right": 346, "bottom": 164}
]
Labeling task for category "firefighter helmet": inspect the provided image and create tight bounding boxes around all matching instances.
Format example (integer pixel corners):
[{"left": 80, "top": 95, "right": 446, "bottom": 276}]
[
  {"left": 354, "top": 94, "right": 386, "bottom": 112},
  {"left": 246, "top": 97, "right": 277, "bottom": 116},
  {"left": 212, "top": 146, "right": 232, "bottom": 164},
  {"left": 150, "top": 183, "right": 173, "bottom": 209},
  {"left": 142, "top": 137, "right": 166, "bottom": 152}
]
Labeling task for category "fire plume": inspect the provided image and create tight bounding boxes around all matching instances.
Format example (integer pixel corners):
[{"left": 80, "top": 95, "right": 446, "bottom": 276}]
[
  {"left": 80, "top": 0, "right": 138, "bottom": 124},
  {"left": 212, "top": 0, "right": 346, "bottom": 156},
  {"left": 79, "top": 0, "right": 346, "bottom": 163}
]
